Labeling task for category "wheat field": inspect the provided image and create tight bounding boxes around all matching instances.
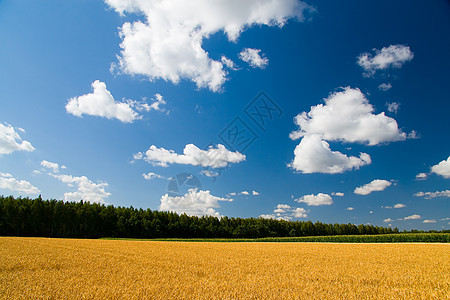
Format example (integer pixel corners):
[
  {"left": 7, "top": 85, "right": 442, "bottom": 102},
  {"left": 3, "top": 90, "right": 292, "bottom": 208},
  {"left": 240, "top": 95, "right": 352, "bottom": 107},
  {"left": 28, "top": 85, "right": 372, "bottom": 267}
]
[{"left": 0, "top": 237, "right": 448, "bottom": 299}]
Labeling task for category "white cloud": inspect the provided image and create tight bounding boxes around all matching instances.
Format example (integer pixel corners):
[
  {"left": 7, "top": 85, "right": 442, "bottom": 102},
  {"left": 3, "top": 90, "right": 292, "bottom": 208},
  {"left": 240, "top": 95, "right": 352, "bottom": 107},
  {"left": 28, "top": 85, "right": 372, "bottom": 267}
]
[
  {"left": 378, "top": 83, "right": 392, "bottom": 91},
  {"left": 40, "top": 160, "right": 61, "bottom": 173},
  {"left": 131, "top": 93, "right": 167, "bottom": 113},
  {"left": 293, "top": 207, "right": 307, "bottom": 218},
  {"left": 357, "top": 44, "right": 414, "bottom": 76},
  {"left": 383, "top": 218, "right": 393, "bottom": 223},
  {"left": 221, "top": 56, "right": 238, "bottom": 70},
  {"left": 0, "top": 172, "right": 40, "bottom": 195},
  {"left": 239, "top": 48, "right": 269, "bottom": 69},
  {"left": 0, "top": 122, "right": 35, "bottom": 155},
  {"left": 290, "top": 87, "right": 409, "bottom": 145},
  {"left": 403, "top": 214, "right": 421, "bottom": 220},
  {"left": 261, "top": 204, "right": 307, "bottom": 220},
  {"left": 288, "top": 134, "right": 371, "bottom": 174},
  {"left": 354, "top": 179, "right": 392, "bottom": 195},
  {"left": 295, "top": 193, "right": 333, "bottom": 206},
  {"left": 229, "top": 190, "right": 260, "bottom": 196},
  {"left": 134, "top": 144, "right": 245, "bottom": 168},
  {"left": 274, "top": 204, "right": 291, "bottom": 213},
  {"left": 159, "top": 188, "right": 231, "bottom": 217},
  {"left": 408, "top": 131, "right": 419, "bottom": 140},
  {"left": 105, "top": 0, "right": 312, "bottom": 92},
  {"left": 259, "top": 214, "right": 276, "bottom": 219},
  {"left": 50, "top": 173, "right": 111, "bottom": 204},
  {"left": 201, "top": 170, "right": 219, "bottom": 178},
  {"left": 276, "top": 204, "right": 292, "bottom": 210},
  {"left": 386, "top": 102, "right": 400, "bottom": 114},
  {"left": 414, "top": 190, "right": 450, "bottom": 199},
  {"left": 422, "top": 219, "right": 436, "bottom": 224},
  {"left": 383, "top": 203, "right": 406, "bottom": 209},
  {"left": 415, "top": 173, "right": 428, "bottom": 180},
  {"left": 431, "top": 156, "right": 450, "bottom": 178},
  {"left": 142, "top": 172, "right": 165, "bottom": 180},
  {"left": 66, "top": 80, "right": 139, "bottom": 123},
  {"left": 346, "top": 207, "right": 354, "bottom": 211},
  {"left": 332, "top": 192, "right": 344, "bottom": 197},
  {"left": 278, "top": 215, "right": 293, "bottom": 221}
]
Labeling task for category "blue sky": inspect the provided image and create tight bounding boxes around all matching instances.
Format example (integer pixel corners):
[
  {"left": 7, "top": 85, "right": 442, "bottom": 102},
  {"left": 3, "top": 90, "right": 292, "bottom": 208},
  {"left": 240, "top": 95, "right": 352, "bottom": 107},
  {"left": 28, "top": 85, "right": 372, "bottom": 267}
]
[{"left": 1, "top": 0, "right": 449, "bottom": 230}]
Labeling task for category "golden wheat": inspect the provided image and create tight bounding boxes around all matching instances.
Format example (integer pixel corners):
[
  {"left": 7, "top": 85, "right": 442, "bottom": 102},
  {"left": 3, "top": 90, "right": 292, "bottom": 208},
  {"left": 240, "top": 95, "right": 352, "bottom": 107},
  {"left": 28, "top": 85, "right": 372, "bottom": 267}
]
[{"left": 0, "top": 237, "right": 448, "bottom": 299}]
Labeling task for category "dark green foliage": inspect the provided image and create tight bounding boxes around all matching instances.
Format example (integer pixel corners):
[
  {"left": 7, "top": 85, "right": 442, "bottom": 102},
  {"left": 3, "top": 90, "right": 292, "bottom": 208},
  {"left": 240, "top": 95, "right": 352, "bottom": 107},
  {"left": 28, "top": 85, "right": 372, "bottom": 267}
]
[
  {"left": 108, "top": 233, "right": 449, "bottom": 243},
  {"left": 255, "top": 233, "right": 450, "bottom": 243},
  {"left": 2, "top": 195, "right": 443, "bottom": 240}
]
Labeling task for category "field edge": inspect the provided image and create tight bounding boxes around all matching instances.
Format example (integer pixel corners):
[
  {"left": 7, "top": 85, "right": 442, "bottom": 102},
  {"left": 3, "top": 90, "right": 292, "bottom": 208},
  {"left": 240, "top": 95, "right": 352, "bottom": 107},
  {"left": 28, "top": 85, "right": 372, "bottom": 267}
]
[{"left": 99, "top": 233, "right": 450, "bottom": 243}]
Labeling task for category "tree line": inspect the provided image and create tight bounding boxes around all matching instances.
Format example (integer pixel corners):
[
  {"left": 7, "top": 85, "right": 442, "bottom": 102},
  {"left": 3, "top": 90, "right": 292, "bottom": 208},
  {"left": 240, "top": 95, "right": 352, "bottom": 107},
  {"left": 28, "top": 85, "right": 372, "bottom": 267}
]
[{"left": 0, "top": 195, "right": 400, "bottom": 239}]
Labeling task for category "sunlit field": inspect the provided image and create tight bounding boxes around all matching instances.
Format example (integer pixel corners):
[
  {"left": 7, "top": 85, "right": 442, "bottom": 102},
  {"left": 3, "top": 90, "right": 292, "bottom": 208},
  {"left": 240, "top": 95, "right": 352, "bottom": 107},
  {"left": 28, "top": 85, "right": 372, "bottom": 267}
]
[{"left": 0, "top": 237, "right": 448, "bottom": 299}]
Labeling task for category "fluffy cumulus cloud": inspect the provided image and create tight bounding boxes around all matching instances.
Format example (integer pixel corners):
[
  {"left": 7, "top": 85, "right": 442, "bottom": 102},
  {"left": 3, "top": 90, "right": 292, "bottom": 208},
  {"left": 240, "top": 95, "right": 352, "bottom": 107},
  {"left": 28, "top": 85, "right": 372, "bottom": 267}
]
[
  {"left": 290, "top": 87, "right": 408, "bottom": 145},
  {"left": 159, "top": 188, "right": 231, "bottom": 217},
  {"left": 142, "top": 172, "right": 166, "bottom": 180},
  {"left": 259, "top": 214, "right": 277, "bottom": 220},
  {"left": 415, "top": 173, "right": 428, "bottom": 180},
  {"left": 383, "top": 203, "right": 406, "bottom": 209},
  {"left": 134, "top": 144, "right": 245, "bottom": 168},
  {"left": 332, "top": 192, "right": 344, "bottom": 197},
  {"left": 423, "top": 219, "right": 436, "bottom": 224},
  {"left": 288, "top": 134, "right": 371, "bottom": 174},
  {"left": 66, "top": 80, "right": 139, "bottom": 123},
  {"left": 292, "top": 207, "right": 308, "bottom": 218},
  {"left": 260, "top": 204, "right": 307, "bottom": 220},
  {"left": 403, "top": 214, "right": 421, "bottom": 220},
  {"left": 239, "top": 48, "right": 269, "bottom": 69},
  {"left": 41, "top": 160, "right": 61, "bottom": 173},
  {"left": 288, "top": 87, "right": 413, "bottom": 174},
  {"left": 430, "top": 156, "right": 450, "bottom": 178},
  {"left": 228, "top": 190, "right": 260, "bottom": 196},
  {"left": 0, "top": 172, "right": 40, "bottom": 195},
  {"left": 50, "top": 174, "right": 111, "bottom": 204},
  {"left": 295, "top": 193, "right": 333, "bottom": 206},
  {"left": 105, "top": 0, "right": 312, "bottom": 91},
  {"left": 0, "top": 122, "right": 35, "bottom": 155},
  {"left": 357, "top": 44, "right": 414, "bottom": 76},
  {"left": 273, "top": 204, "right": 292, "bottom": 213},
  {"left": 354, "top": 179, "right": 392, "bottom": 195},
  {"left": 414, "top": 190, "right": 450, "bottom": 199}
]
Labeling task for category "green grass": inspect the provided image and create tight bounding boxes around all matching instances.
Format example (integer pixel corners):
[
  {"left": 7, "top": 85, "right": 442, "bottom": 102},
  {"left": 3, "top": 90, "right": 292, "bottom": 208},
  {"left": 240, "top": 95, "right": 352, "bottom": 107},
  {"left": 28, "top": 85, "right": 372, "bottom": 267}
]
[{"left": 101, "top": 233, "right": 450, "bottom": 243}]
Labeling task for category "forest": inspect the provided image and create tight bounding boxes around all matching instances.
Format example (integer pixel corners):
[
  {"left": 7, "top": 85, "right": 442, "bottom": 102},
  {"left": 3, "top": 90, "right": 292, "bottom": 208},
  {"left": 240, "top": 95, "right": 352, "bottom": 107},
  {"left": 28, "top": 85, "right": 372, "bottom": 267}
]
[{"left": 0, "top": 195, "right": 402, "bottom": 239}]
